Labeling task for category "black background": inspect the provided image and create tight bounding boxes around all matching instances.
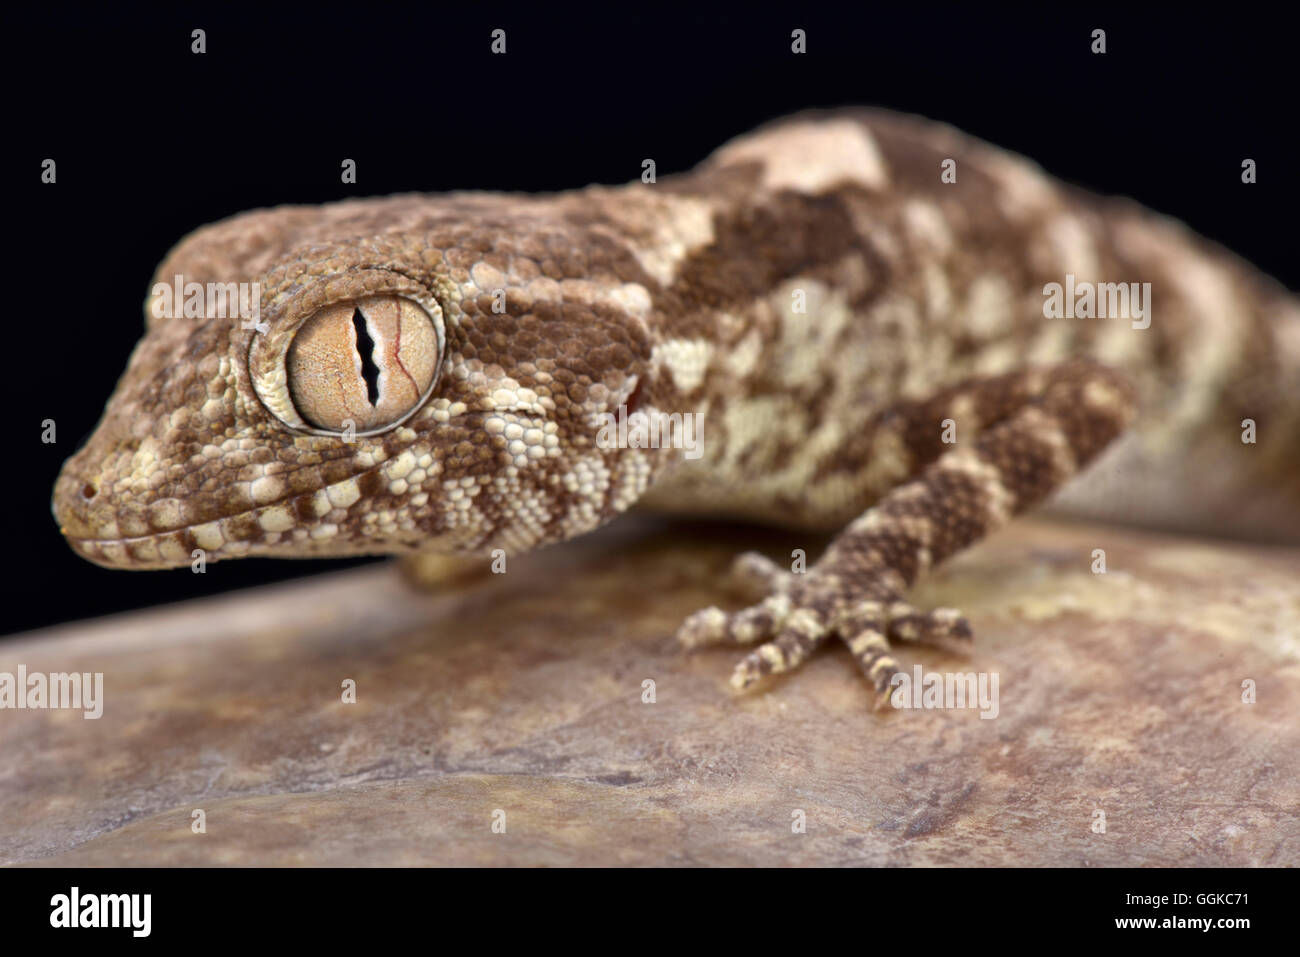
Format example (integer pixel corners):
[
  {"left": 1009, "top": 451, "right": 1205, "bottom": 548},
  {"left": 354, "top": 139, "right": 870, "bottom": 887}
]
[{"left": 4, "top": 3, "right": 1295, "bottom": 635}]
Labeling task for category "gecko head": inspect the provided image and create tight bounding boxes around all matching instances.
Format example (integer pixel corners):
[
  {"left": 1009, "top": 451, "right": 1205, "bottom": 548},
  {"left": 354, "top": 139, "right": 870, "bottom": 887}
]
[{"left": 53, "top": 204, "right": 658, "bottom": 569}]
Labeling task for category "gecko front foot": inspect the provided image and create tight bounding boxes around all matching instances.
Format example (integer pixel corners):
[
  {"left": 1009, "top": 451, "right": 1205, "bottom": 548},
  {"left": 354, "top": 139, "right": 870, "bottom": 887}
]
[
  {"left": 678, "top": 360, "right": 1136, "bottom": 707},
  {"left": 676, "top": 550, "right": 973, "bottom": 708}
]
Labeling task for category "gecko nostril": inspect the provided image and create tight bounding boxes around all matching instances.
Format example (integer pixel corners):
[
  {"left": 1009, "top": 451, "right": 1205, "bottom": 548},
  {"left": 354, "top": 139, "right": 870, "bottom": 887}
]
[{"left": 80, "top": 482, "right": 97, "bottom": 500}]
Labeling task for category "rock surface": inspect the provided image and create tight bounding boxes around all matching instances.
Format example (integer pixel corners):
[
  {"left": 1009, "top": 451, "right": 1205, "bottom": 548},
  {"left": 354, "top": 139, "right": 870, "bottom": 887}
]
[{"left": 3, "top": 516, "right": 1298, "bottom": 866}]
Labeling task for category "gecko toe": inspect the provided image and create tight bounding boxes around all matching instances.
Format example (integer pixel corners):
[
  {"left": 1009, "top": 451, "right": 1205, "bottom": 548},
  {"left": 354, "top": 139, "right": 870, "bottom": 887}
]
[
  {"left": 729, "top": 606, "right": 830, "bottom": 691},
  {"left": 676, "top": 606, "right": 730, "bottom": 649},
  {"left": 676, "top": 593, "right": 794, "bottom": 649},
  {"left": 885, "top": 602, "right": 974, "bottom": 654},
  {"left": 840, "top": 626, "right": 901, "bottom": 708},
  {"left": 725, "top": 550, "right": 791, "bottom": 598},
  {"left": 831, "top": 600, "right": 902, "bottom": 707}
]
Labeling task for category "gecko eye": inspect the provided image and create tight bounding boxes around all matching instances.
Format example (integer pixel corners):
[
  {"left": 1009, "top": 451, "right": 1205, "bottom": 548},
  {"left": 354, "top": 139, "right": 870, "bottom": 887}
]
[{"left": 286, "top": 295, "right": 439, "bottom": 432}]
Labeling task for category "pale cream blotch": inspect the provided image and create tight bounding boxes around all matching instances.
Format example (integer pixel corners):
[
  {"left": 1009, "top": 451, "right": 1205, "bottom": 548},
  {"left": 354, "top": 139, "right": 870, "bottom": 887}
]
[
  {"left": 607, "top": 282, "right": 653, "bottom": 321},
  {"left": 561, "top": 453, "right": 613, "bottom": 503},
  {"left": 1019, "top": 406, "right": 1080, "bottom": 479},
  {"left": 713, "top": 120, "right": 889, "bottom": 194},
  {"left": 1276, "top": 303, "right": 1300, "bottom": 369},
  {"left": 920, "top": 263, "right": 953, "bottom": 321},
  {"left": 257, "top": 506, "right": 296, "bottom": 533},
  {"left": 583, "top": 188, "right": 717, "bottom": 288},
  {"left": 962, "top": 275, "right": 1015, "bottom": 339},
  {"left": 1045, "top": 214, "right": 1100, "bottom": 280},
  {"left": 901, "top": 200, "right": 953, "bottom": 257},
  {"left": 986, "top": 150, "right": 1058, "bottom": 220},
  {"left": 934, "top": 452, "right": 1017, "bottom": 524},
  {"left": 652, "top": 339, "right": 713, "bottom": 393},
  {"left": 486, "top": 411, "right": 559, "bottom": 468},
  {"left": 772, "top": 279, "right": 854, "bottom": 388},
  {"left": 721, "top": 328, "right": 763, "bottom": 378},
  {"left": 1165, "top": 258, "right": 1244, "bottom": 431},
  {"left": 469, "top": 261, "right": 506, "bottom": 295},
  {"left": 1025, "top": 313, "right": 1075, "bottom": 367},
  {"left": 250, "top": 474, "right": 284, "bottom": 505},
  {"left": 608, "top": 450, "right": 654, "bottom": 513},
  {"left": 326, "top": 478, "right": 362, "bottom": 508},
  {"left": 856, "top": 426, "right": 912, "bottom": 499}
]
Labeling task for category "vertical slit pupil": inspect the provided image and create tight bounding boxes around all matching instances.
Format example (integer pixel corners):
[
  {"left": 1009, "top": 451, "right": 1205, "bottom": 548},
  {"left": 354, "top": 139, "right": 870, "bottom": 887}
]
[{"left": 351, "top": 308, "right": 381, "bottom": 405}]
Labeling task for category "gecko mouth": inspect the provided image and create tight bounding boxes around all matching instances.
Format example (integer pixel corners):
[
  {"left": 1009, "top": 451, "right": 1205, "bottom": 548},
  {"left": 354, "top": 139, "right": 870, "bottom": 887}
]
[
  {"left": 52, "top": 461, "right": 458, "bottom": 570},
  {"left": 60, "top": 528, "right": 409, "bottom": 570},
  {"left": 51, "top": 467, "right": 354, "bottom": 569},
  {"left": 55, "top": 510, "right": 427, "bottom": 570}
]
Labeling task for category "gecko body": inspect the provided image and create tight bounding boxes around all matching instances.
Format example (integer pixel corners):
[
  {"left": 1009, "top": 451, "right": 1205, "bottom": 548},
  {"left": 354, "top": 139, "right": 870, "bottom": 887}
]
[{"left": 53, "top": 110, "right": 1300, "bottom": 702}]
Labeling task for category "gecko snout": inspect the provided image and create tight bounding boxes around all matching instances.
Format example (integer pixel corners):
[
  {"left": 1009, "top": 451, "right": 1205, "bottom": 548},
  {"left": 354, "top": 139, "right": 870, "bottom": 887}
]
[
  {"left": 51, "top": 460, "right": 102, "bottom": 543},
  {"left": 51, "top": 459, "right": 188, "bottom": 570},
  {"left": 50, "top": 441, "right": 142, "bottom": 565}
]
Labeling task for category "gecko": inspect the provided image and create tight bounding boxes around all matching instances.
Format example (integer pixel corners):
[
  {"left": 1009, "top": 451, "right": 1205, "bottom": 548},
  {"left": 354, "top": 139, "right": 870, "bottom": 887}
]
[{"left": 52, "top": 109, "right": 1300, "bottom": 706}]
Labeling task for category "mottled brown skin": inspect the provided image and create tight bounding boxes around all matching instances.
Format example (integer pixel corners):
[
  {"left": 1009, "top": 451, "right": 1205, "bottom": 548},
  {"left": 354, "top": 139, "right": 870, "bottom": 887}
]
[{"left": 53, "top": 109, "right": 1300, "bottom": 704}]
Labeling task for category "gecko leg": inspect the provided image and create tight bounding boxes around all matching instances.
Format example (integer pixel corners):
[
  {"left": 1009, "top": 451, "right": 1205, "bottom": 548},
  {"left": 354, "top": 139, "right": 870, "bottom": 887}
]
[{"left": 677, "top": 359, "right": 1136, "bottom": 706}]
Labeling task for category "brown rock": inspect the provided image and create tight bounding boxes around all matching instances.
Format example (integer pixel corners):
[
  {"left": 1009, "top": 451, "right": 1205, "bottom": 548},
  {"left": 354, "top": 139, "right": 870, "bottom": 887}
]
[{"left": 3, "top": 516, "right": 1298, "bottom": 865}]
